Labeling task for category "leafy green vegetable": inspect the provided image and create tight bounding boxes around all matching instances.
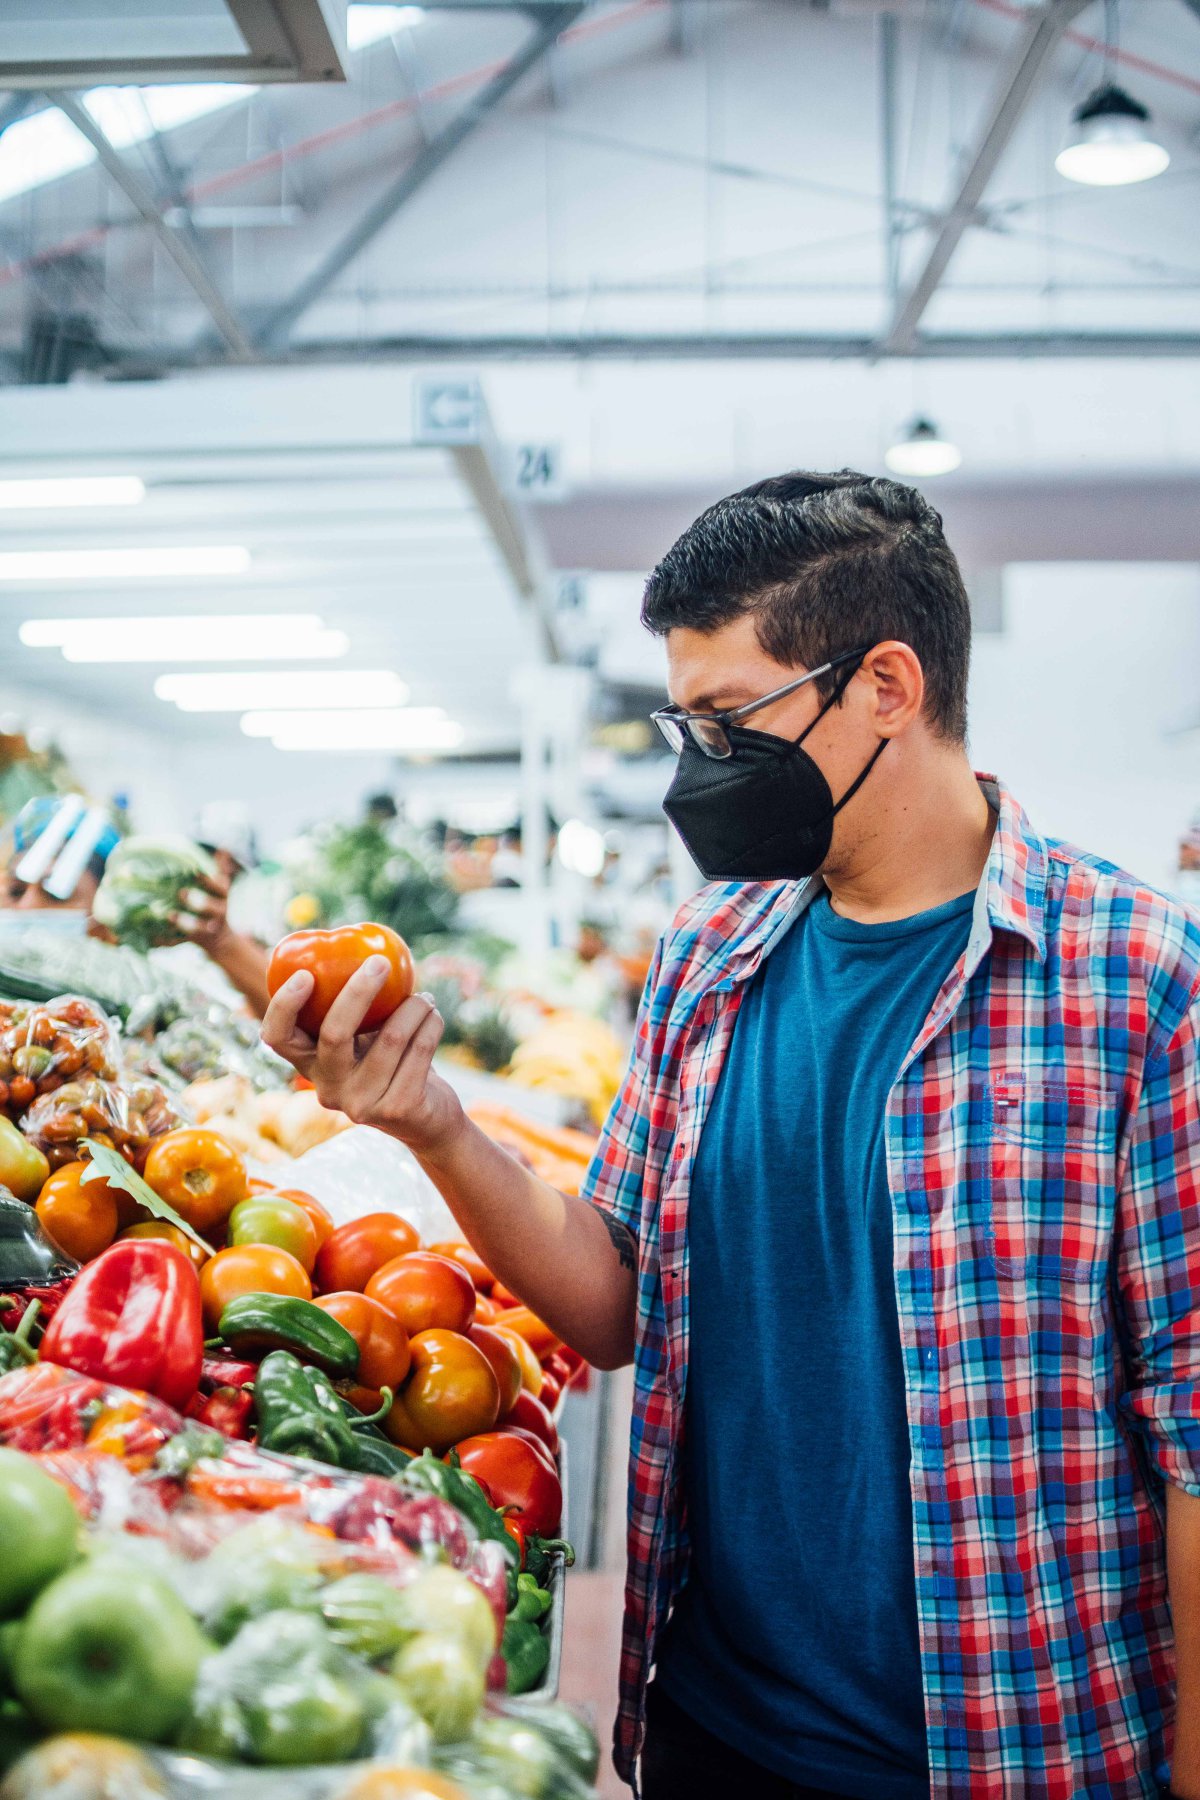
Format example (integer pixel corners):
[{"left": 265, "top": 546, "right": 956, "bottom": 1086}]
[
  {"left": 92, "top": 836, "right": 218, "bottom": 953},
  {"left": 80, "top": 1140, "right": 214, "bottom": 1256}
]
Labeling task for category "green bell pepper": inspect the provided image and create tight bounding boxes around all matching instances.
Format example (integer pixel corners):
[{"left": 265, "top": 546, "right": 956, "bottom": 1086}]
[
  {"left": 216, "top": 1294, "right": 359, "bottom": 1377},
  {"left": 253, "top": 1351, "right": 361, "bottom": 1467},
  {"left": 513, "top": 1573, "right": 552, "bottom": 1622},
  {"left": 405, "top": 1449, "right": 519, "bottom": 1566},
  {"left": 501, "top": 1617, "right": 551, "bottom": 1696}
]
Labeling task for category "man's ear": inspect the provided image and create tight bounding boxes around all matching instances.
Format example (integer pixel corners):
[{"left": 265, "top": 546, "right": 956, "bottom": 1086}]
[{"left": 862, "top": 641, "right": 925, "bottom": 738}]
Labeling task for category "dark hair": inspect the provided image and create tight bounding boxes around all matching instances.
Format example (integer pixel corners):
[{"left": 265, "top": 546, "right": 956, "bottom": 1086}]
[{"left": 641, "top": 469, "right": 971, "bottom": 742}]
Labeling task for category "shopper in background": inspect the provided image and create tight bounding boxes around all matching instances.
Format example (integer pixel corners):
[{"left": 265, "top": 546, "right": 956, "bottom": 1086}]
[
  {"left": 165, "top": 801, "right": 272, "bottom": 1018},
  {"left": 0, "top": 795, "right": 272, "bottom": 1017},
  {"left": 0, "top": 795, "right": 118, "bottom": 930},
  {"left": 263, "top": 470, "right": 1200, "bottom": 1800}
]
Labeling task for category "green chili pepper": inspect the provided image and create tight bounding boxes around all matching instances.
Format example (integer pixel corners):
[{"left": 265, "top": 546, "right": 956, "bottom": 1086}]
[
  {"left": 501, "top": 1616, "right": 551, "bottom": 1695},
  {"left": 217, "top": 1295, "right": 359, "bottom": 1377},
  {"left": 0, "top": 1301, "right": 40, "bottom": 1374},
  {"left": 253, "top": 1351, "right": 361, "bottom": 1467},
  {"left": 413, "top": 1450, "right": 518, "bottom": 1566},
  {"left": 523, "top": 1535, "right": 575, "bottom": 1588},
  {"left": 513, "top": 1573, "right": 552, "bottom": 1621}
]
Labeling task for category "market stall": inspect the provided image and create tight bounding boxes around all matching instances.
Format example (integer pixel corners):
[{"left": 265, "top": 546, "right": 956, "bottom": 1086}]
[{"left": 0, "top": 904, "right": 609, "bottom": 1799}]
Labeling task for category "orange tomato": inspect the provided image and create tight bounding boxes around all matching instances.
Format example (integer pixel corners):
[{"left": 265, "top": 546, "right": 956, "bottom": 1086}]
[
  {"left": 492, "top": 1305, "right": 561, "bottom": 1360},
  {"left": 248, "top": 1177, "right": 276, "bottom": 1194},
  {"left": 315, "top": 1291, "right": 411, "bottom": 1390},
  {"left": 273, "top": 1187, "right": 335, "bottom": 1250},
  {"left": 489, "top": 1324, "right": 544, "bottom": 1396},
  {"left": 314, "top": 1212, "right": 420, "bottom": 1294},
  {"left": 120, "top": 1219, "right": 208, "bottom": 1271},
  {"left": 383, "top": 1328, "right": 500, "bottom": 1454},
  {"left": 466, "top": 1322, "right": 523, "bottom": 1416},
  {"left": 472, "top": 1293, "right": 498, "bottom": 1325},
  {"left": 143, "top": 1128, "right": 247, "bottom": 1236},
  {"left": 199, "top": 1243, "right": 311, "bottom": 1330},
  {"left": 428, "top": 1239, "right": 494, "bottom": 1293},
  {"left": 366, "top": 1252, "right": 475, "bottom": 1337},
  {"left": 267, "top": 922, "right": 415, "bottom": 1039},
  {"left": 35, "top": 1160, "right": 118, "bottom": 1263}
]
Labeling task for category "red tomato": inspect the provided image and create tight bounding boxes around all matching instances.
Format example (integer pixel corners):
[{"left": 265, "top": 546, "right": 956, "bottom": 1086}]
[
  {"left": 383, "top": 1328, "right": 500, "bottom": 1455},
  {"left": 315, "top": 1213, "right": 420, "bottom": 1294},
  {"left": 538, "top": 1371, "right": 562, "bottom": 1412},
  {"left": 314, "top": 1291, "right": 411, "bottom": 1390},
  {"left": 273, "top": 1188, "right": 335, "bottom": 1250},
  {"left": 428, "top": 1240, "right": 494, "bottom": 1293},
  {"left": 467, "top": 1323, "right": 523, "bottom": 1416},
  {"left": 267, "top": 922, "right": 414, "bottom": 1039},
  {"left": 365, "top": 1252, "right": 475, "bottom": 1337},
  {"left": 501, "top": 1426, "right": 558, "bottom": 1471},
  {"left": 455, "top": 1431, "right": 562, "bottom": 1536},
  {"left": 502, "top": 1388, "right": 559, "bottom": 1455}
]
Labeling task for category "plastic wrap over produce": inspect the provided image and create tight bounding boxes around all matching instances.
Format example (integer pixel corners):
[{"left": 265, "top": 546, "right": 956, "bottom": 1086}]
[
  {"left": 289, "top": 1129, "right": 459, "bottom": 1242},
  {"left": 0, "top": 1362, "right": 598, "bottom": 1800},
  {"left": 0, "top": 996, "right": 120, "bottom": 1118}
]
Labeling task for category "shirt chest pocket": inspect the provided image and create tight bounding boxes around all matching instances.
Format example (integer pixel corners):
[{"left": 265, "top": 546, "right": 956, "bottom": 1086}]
[{"left": 986, "top": 1075, "right": 1119, "bottom": 1284}]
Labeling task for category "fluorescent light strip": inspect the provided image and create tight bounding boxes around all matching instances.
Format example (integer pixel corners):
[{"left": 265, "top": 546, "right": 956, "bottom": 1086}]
[
  {"left": 0, "top": 477, "right": 145, "bottom": 510},
  {"left": 241, "top": 708, "right": 464, "bottom": 751},
  {"left": 21, "top": 613, "right": 348, "bottom": 664},
  {"left": 0, "top": 546, "right": 249, "bottom": 581},
  {"left": 155, "top": 670, "right": 410, "bottom": 711}
]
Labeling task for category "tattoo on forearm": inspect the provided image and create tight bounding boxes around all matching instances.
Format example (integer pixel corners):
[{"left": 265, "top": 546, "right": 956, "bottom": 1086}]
[{"left": 594, "top": 1206, "right": 636, "bottom": 1271}]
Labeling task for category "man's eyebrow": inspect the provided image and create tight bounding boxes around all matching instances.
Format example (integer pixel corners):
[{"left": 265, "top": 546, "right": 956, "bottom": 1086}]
[{"left": 677, "top": 688, "right": 754, "bottom": 713}]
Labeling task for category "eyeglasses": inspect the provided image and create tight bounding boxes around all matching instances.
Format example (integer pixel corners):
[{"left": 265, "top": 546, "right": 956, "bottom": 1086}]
[{"left": 650, "top": 645, "right": 871, "bottom": 760}]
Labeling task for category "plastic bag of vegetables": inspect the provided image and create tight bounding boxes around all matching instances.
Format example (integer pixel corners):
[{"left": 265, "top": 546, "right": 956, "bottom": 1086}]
[{"left": 93, "top": 838, "right": 219, "bottom": 954}]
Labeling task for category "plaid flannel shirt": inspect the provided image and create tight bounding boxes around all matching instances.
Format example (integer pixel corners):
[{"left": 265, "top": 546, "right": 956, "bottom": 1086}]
[{"left": 581, "top": 778, "right": 1200, "bottom": 1798}]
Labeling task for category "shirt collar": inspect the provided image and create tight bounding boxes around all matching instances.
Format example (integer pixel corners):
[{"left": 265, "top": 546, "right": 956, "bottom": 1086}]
[
  {"left": 706, "top": 772, "right": 1049, "bottom": 990},
  {"left": 977, "top": 773, "right": 1049, "bottom": 963}
]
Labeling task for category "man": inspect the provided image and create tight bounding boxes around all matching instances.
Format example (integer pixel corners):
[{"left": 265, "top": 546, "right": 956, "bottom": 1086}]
[{"left": 263, "top": 471, "right": 1200, "bottom": 1800}]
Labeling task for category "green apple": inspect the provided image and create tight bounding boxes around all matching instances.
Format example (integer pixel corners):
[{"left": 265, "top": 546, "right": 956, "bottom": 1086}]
[
  {"left": 392, "top": 1634, "right": 485, "bottom": 1745},
  {"left": 0, "top": 1448, "right": 79, "bottom": 1618},
  {"left": 13, "top": 1559, "right": 209, "bottom": 1743}
]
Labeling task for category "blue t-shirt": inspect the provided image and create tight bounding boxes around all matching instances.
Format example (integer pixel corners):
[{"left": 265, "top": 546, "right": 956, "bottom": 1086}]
[{"left": 655, "top": 887, "right": 976, "bottom": 1799}]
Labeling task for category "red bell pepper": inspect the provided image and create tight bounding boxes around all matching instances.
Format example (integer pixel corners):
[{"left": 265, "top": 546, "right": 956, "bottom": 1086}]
[{"left": 38, "top": 1239, "right": 203, "bottom": 1411}]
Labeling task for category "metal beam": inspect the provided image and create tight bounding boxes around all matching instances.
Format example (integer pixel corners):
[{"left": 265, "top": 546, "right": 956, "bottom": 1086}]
[
  {"left": 255, "top": 3, "right": 584, "bottom": 347},
  {"left": 881, "top": 0, "right": 1090, "bottom": 354},
  {"left": 105, "top": 333, "right": 1200, "bottom": 377},
  {"left": 50, "top": 93, "right": 254, "bottom": 362}
]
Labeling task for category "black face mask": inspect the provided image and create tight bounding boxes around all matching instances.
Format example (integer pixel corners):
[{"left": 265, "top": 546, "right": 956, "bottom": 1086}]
[{"left": 662, "top": 677, "right": 887, "bottom": 883}]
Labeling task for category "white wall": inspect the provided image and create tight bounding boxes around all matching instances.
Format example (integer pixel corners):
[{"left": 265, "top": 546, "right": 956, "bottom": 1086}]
[{"left": 969, "top": 564, "right": 1200, "bottom": 894}]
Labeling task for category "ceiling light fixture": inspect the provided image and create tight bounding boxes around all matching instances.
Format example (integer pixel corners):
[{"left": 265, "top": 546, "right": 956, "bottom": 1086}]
[
  {"left": 0, "top": 477, "right": 145, "bottom": 510},
  {"left": 0, "top": 546, "right": 249, "bottom": 581},
  {"left": 240, "top": 708, "right": 464, "bottom": 753},
  {"left": 155, "top": 670, "right": 410, "bottom": 712},
  {"left": 1055, "top": 83, "right": 1169, "bottom": 186},
  {"left": 20, "top": 613, "right": 348, "bottom": 664},
  {"left": 884, "top": 418, "right": 962, "bottom": 479}
]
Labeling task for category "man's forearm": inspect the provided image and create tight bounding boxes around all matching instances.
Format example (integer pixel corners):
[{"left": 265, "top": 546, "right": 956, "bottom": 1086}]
[
  {"left": 417, "top": 1116, "right": 637, "bottom": 1370},
  {"left": 1167, "top": 1481, "right": 1200, "bottom": 1798},
  {"left": 209, "top": 929, "right": 272, "bottom": 1019}
]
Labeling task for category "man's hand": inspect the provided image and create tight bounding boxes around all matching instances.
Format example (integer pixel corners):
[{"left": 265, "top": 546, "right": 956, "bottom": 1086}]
[{"left": 262, "top": 956, "right": 466, "bottom": 1157}]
